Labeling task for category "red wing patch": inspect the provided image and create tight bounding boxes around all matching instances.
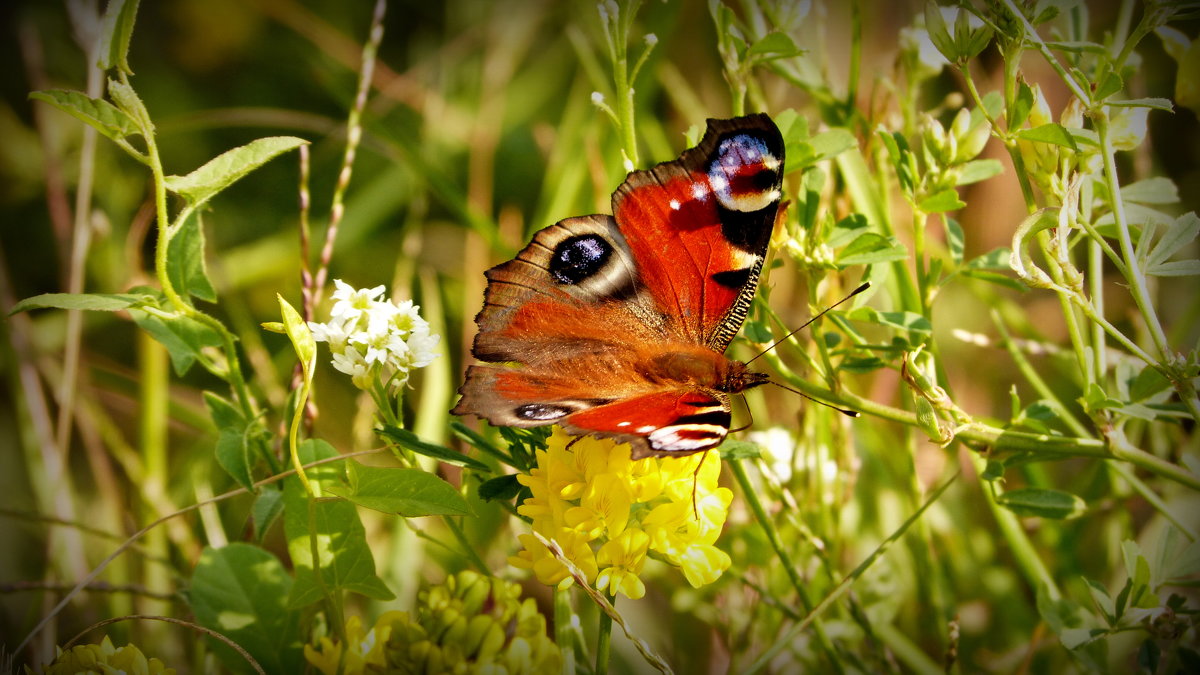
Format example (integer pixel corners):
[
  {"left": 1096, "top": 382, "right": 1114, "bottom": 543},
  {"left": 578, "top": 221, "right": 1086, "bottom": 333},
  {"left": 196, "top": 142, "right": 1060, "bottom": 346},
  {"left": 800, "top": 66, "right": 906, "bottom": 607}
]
[
  {"left": 562, "top": 390, "right": 732, "bottom": 459},
  {"left": 612, "top": 114, "right": 784, "bottom": 350}
]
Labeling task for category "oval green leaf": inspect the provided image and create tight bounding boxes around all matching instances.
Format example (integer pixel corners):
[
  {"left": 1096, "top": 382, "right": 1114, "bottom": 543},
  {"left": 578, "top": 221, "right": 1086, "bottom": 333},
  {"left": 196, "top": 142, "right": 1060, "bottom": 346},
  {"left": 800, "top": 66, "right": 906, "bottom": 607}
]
[
  {"left": 10, "top": 292, "right": 151, "bottom": 315},
  {"left": 28, "top": 90, "right": 139, "bottom": 143},
  {"left": 998, "top": 487, "right": 1087, "bottom": 519},
  {"left": 165, "top": 136, "right": 308, "bottom": 207},
  {"left": 327, "top": 462, "right": 471, "bottom": 517}
]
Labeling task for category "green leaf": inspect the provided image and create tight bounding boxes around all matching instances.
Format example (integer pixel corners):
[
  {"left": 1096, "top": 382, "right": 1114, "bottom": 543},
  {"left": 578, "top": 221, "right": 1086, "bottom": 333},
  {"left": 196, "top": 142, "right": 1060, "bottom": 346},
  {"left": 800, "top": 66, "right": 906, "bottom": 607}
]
[
  {"left": 944, "top": 217, "right": 964, "bottom": 266},
  {"left": 997, "top": 487, "right": 1087, "bottom": 519},
  {"left": 1146, "top": 260, "right": 1200, "bottom": 276},
  {"left": 923, "top": 0, "right": 956, "bottom": 63},
  {"left": 326, "top": 462, "right": 471, "bottom": 517},
  {"left": 913, "top": 395, "right": 940, "bottom": 441},
  {"left": 284, "top": 440, "right": 395, "bottom": 608},
  {"left": 918, "top": 188, "right": 966, "bottom": 213},
  {"left": 129, "top": 308, "right": 223, "bottom": 376},
  {"left": 28, "top": 90, "right": 139, "bottom": 144},
  {"left": 1095, "top": 204, "right": 1174, "bottom": 235},
  {"left": 1138, "top": 640, "right": 1161, "bottom": 674},
  {"left": 836, "top": 232, "right": 908, "bottom": 266},
  {"left": 1149, "top": 525, "right": 1200, "bottom": 587},
  {"left": 1094, "top": 70, "right": 1124, "bottom": 100},
  {"left": 1146, "top": 212, "right": 1199, "bottom": 268},
  {"left": 746, "top": 32, "right": 802, "bottom": 60},
  {"left": 960, "top": 269, "right": 1026, "bottom": 291},
  {"left": 825, "top": 213, "right": 868, "bottom": 249},
  {"left": 982, "top": 459, "right": 1006, "bottom": 482},
  {"left": 1015, "top": 400, "right": 1061, "bottom": 434},
  {"left": 107, "top": 78, "right": 152, "bottom": 133},
  {"left": 838, "top": 356, "right": 887, "bottom": 373},
  {"left": 1123, "top": 540, "right": 1150, "bottom": 588},
  {"left": 718, "top": 439, "right": 763, "bottom": 460},
  {"left": 805, "top": 128, "right": 856, "bottom": 164},
  {"left": 377, "top": 425, "right": 490, "bottom": 471},
  {"left": 167, "top": 212, "right": 217, "bottom": 303},
  {"left": 98, "top": 0, "right": 141, "bottom": 74},
  {"left": 190, "top": 544, "right": 304, "bottom": 674},
  {"left": 251, "top": 486, "right": 285, "bottom": 541},
  {"left": 478, "top": 474, "right": 522, "bottom": 502},
  {"left": 165, "top": 136, "right": 308, "bottom": 207},
  {"left": 10, "top": 292, "right": 151, "bottom": 314},
  {"left": 1121, "top": 177, "right": 1180, "bottom": 205},
  {"left": 955, "top": 158, "right": 1003, "bottom": 186},
  {"left": 204, "top": 392, "right": 255, "bottom": 492},
  {"left": 1109, "top": 97, "right": 1173, "bottom": 112},
  {"left": 1084, "top": 577, "right": 1117, "bottom": 626},
  {"left": 1010, "top": 81, "right": 1035, "bottom": 130},
  {"left": 847, "top": 307, "right": 932, "bottom": 339},
  {"left": 278, "top": 294, "right": 315, "bottom": 377},
  {"left": 1016, "top": 123, "right": 1080, "bottom": 151},
  {"left": 1129, "top": 366, "right": 1173, "bottom": 402},
  {"left": 1043, "top": 40, "right": 1108, "bottom": 55},
  {"left": 965, "top": 247, "right": 1013, "bottom": 270}
]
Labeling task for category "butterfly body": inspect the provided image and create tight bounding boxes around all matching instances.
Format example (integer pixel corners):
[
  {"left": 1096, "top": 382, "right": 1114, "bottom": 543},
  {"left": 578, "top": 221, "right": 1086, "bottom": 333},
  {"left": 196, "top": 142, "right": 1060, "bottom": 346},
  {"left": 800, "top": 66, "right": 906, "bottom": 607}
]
[{"left": 454, "top": 114, "right": 784, "bottom": 459}]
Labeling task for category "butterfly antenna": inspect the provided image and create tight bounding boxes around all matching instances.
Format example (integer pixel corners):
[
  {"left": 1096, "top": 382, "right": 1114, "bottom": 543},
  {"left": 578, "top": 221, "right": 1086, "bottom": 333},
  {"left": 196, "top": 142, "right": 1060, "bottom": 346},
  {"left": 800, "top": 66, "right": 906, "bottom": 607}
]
[
  {"left": 769, "top": 380, "right": 860, "bottom": 417},
  {"left": 691, "top": 453, "right": 706, "bottom": 520},
  {"left": 745, "top": 282, "right": 870, "bottom": 365}
]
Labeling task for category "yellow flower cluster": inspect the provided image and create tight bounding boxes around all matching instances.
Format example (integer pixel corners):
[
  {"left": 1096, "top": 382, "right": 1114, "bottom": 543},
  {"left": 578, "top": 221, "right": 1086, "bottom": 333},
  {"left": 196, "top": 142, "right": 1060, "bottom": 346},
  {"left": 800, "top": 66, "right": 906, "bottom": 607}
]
[
  {"left": 33, "top": 636, "right": 174, "bottom": 675},
  {"left": 509, "top": 429, "right": 733, "bottom": 599},
  {"left": 304, "top": 571, "right": 561, "bottom": 675}
]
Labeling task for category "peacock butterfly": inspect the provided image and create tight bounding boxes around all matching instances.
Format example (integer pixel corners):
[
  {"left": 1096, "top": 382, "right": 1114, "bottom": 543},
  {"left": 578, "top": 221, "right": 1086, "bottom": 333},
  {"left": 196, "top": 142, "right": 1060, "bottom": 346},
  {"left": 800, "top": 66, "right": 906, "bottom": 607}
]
[{"left": 453, "top": 114, "right": 785, "bottom": 459}]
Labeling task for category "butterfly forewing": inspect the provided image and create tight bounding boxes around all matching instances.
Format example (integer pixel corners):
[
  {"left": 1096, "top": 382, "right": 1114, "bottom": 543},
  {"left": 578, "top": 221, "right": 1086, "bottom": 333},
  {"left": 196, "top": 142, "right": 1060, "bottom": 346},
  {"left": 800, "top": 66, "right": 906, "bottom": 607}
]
[{"left": 612, "top": 114, "right": 783, "bottom": 350}]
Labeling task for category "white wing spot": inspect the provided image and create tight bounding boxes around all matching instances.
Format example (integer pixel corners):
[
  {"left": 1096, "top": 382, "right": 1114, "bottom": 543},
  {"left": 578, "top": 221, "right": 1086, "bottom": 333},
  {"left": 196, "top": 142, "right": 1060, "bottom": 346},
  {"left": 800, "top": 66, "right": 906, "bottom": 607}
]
[
  {"left": 691, "top": 182, "right": 709, "bottom": 200},
  {"left": 617, "top": 421, "right": 631, "bottom": 428},
  {"left": 636, "top": 425, "right": 655, "bottom": 434},
  {"left": 648, "top": 425, "right": 726, "bottom": 452},
  {"left": 669, "top": 199, "right": 681, "bottom": 211}
]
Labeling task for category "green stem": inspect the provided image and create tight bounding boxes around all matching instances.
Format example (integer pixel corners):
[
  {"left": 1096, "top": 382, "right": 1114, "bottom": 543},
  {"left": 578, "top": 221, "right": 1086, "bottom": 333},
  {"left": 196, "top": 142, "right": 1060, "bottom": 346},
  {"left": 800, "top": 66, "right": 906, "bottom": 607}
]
[
  {"left": 136, "top": 330, "right": 171, "bottom": 649},
  {"left": 442, "top": 515, "right": 491, "bottom": 576},
  {"left": 142, "top": 102, "right": 255, "bottom": 420},
  {"left": 596, "top": 597, "right": 613, "bottom": 674},
  {"left": 974, "top": 453, "right": 1063, "bottom": 602},
  {"left": 844, "top": 0, "right": 862, "bottom": 123},
  {"left": 555, "top": 588, "right": 578, "bottom": 675},
  {"left": 912, "top": 209, "right": 930, "bottom": 315},
  {"left": 730, "top": 459, "right": 843, "bottom": 674},
  {"left": 743, "top": 472, "right": 960, "bottom": 675},
  {"left": 998, "top": 0, "right": 1089, "bottom": 104},
  {"left": 762, "top": 348, "right": 1200, "bottom": 490},
  {"left": 609, "top": 0, "right": 641, "bottom": 168},
  {"left": 992, "top": 310, "right": 1091, "bottom": 437},
  {"left": 1092, "top": 114, "right": 1172, "bottom": 361}
]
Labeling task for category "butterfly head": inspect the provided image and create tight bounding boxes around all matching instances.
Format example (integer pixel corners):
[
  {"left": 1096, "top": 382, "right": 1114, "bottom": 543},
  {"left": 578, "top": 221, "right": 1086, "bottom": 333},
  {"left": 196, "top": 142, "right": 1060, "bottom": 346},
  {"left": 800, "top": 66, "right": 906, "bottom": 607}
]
[{"left": 723, "top": 360, "right": 771, "bottom": 394}]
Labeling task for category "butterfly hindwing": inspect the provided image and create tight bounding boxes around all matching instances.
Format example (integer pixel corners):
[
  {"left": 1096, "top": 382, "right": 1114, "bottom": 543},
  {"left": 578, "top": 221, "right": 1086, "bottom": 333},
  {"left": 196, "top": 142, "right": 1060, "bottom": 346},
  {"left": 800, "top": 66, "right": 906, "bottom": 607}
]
[{"left": 562, "top": 390, "right": 733, "bottom": 457}]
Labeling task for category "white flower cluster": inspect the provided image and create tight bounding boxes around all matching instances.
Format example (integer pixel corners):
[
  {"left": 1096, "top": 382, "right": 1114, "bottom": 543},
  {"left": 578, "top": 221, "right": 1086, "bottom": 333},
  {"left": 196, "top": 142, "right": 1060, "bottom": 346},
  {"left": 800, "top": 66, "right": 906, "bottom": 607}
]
[{"left": 308, "top": 279, "right": 440, "bottom": 392}]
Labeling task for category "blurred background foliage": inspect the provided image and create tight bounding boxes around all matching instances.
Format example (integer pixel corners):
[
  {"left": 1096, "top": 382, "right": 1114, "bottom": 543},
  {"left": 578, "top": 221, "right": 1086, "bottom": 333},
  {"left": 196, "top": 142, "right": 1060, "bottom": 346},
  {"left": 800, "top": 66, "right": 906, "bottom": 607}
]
[{"left": 2, "top": 0, "right": 1199, "bottom": 672}]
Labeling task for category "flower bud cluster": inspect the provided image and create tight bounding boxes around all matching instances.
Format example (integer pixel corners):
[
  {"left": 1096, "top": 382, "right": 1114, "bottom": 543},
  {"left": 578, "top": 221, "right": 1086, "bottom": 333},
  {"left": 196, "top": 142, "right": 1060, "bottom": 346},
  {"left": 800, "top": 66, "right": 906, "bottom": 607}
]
[
  {"left": 920, "top": 106, "right": 992, "bottom": 191},
  {"left": 36, "top": 637, "right": 175, "bottom": 675},
  {"left": 304, "top": 571, "right": 561, "bottom": 675}
]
